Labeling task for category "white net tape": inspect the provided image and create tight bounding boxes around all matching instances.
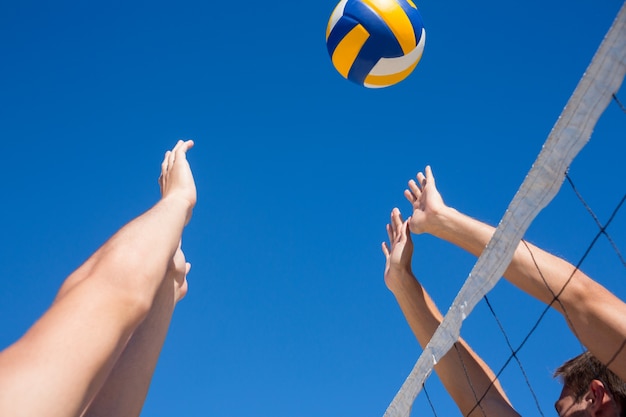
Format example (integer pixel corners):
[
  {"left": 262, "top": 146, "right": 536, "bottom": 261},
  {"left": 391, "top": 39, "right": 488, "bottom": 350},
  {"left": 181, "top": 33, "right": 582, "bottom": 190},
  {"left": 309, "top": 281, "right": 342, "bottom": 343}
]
[{"left": 384, "top": 3, "right": 626, "bottom": 416}]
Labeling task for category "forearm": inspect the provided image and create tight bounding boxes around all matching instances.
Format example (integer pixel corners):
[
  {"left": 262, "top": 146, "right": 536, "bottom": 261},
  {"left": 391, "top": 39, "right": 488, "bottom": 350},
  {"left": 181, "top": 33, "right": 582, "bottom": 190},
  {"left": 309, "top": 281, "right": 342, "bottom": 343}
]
[
  {"left": 430, "top": 206, "right": 626, "bottom": 379},
  {"left": 0, "top": 141, "right": 196, "bottom": 417},
  {"left": 96, "top": 196, "right": 189, "bottom": 289},
  {"left": 389, "top": 271, "right": 518, "bottom": 417},
  {"left": 429, "top": 206, "right": 581, "bottom": 311},
  {"left": 82, "top": 277, "right": 177, "bottom": 417},
  {"left": 56, "top": 196, "right": 191, "bottom": 307},
  {"left": 0, "top": 198, "right": 191, "bottom": 417}
]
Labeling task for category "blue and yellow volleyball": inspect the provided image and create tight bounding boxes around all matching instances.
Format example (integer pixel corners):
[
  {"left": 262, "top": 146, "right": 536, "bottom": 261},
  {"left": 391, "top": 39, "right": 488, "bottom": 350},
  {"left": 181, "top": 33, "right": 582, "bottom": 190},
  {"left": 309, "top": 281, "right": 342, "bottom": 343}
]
[{"left": 326, "top": 0, "right": 426, "bottom": 88}]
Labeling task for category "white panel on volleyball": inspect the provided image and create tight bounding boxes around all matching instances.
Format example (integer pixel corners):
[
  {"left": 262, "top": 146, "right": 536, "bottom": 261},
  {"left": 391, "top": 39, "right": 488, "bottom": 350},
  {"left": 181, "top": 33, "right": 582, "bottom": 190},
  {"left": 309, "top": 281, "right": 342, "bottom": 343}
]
[
  {"left": 328, "top": 0, "right": 349, "bottom": 32},
  {"left": 369, "top": 28, "right": 426, "bottom": 76}
]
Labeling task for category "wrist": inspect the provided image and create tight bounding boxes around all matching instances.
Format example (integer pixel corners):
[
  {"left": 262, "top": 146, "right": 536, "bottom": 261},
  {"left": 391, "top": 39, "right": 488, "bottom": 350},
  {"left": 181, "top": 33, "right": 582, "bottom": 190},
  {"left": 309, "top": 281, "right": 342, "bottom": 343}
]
[
  {"left": 386, "top": 267, "right": 418, "bottom": 294},
  {"left": 159, "top": 195, "right": 194, "bottom": 224},
  {"left": 422, "top": 205, "right": 457, "bottom": 238}
]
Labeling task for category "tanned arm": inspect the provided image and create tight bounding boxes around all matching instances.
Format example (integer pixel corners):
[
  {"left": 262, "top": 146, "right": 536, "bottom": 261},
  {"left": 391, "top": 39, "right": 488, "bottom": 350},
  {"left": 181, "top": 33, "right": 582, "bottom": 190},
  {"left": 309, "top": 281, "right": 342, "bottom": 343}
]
[
  {"left": 383, "top": 208, "right": 520, "bottom": 417},
  {"left": 405, "top": 166, "right": 626, "bottom": 381}
]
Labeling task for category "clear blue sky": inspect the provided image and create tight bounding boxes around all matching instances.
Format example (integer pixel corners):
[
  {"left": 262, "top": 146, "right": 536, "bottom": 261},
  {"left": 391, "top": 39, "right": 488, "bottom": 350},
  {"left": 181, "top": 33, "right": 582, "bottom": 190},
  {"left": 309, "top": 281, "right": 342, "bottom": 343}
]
[{"left": 1, "top": 0, "right": 625, "bottom": 416}]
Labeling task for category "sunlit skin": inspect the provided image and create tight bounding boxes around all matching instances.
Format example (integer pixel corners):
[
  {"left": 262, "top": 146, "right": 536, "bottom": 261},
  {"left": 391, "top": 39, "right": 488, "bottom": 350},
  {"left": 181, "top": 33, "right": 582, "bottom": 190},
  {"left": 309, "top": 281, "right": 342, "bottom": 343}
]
[
  {"left": 383, "top": 208, "right": 520, "bottom": 417},
  {"left": 404, "top": 166, "right": 626, "bottom": 382},
  {"left": 555, "top": 386, "right": 589, "bottom": 417},
  {"left": 0, "top": 140, "right": 196, "bottom": 417},
  {"left": 385, "top": 166, "right": 626, "bottom": 417},
  {"left": 554, "top": 380, "right": 620, "bottom": 417}
]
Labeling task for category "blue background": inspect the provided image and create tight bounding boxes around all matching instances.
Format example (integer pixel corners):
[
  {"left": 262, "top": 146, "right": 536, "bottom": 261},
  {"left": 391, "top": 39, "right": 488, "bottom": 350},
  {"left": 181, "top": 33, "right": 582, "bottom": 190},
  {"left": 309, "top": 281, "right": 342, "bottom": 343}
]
[{"left": 1, "top": 0, "right": 625, "bottom": 416}]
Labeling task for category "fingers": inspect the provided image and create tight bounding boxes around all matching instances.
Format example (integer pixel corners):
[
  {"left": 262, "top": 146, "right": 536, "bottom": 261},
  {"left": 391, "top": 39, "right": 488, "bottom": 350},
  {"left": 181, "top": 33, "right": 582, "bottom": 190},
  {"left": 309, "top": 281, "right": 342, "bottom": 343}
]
[
  {"left": 391, "top": 207, "right": 403, "bottom": 230},
  {"left": 166, "top": 139, "right": 189, "bottom": 169},
  {"left": 425, "top": 165, "right": 434, "bottom": 185},
  {"left": 161, "top": 151, "right": 171, "bottom": 173},
  {"left": 406, "top": 180, "right": 420, "bottom": 203},
  {"left": 389, "top": 208, "right": 406, "bottom": 243},
  {"left": 384, "top": 209, "right": 411, "bottom": 246},
  {"left": 383, "top": 210, "right": 399, "bottom": 258},
  {"left": 403, "top": 219, "right": 412, "bottom": 243},
  {"left": 159, "top": 151, "right": 170, "bottom": 192},
  {"left": 404, "top": 189, "right": 415, "bottom": 204},
  {"left": 172, "top": 140, "right": 194, "bottom": 165},
  {"left": 381, "top": 241, "right": 390, "bottom": 257},
  {"left": 162, "top": 140, "right": 194, "bottom": 172},
  {"left": 384, "top": 209, "right": 402, "bottom": 252},
  {"left": 159, "top": 140, "right": 195, "bottom": 194},
  {"left": 405, "top": 165, "right": 434, "bottom": 203},
  {"left": 168, "top": 148, "right": 176, "bottom": 171},
  {"left": 416, "top": 172, "right": 426, "bottom": 187},
  {"left": 416, "top": 166, "right": 435, "bottom": 188}
]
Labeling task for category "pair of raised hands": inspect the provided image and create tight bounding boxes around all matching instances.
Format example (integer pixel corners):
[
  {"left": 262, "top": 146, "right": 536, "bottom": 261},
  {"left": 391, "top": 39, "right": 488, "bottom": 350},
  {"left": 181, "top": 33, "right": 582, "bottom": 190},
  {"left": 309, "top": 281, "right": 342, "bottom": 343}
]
[{"left": 382, "top": 166, "right": 446, "bottom": 286}]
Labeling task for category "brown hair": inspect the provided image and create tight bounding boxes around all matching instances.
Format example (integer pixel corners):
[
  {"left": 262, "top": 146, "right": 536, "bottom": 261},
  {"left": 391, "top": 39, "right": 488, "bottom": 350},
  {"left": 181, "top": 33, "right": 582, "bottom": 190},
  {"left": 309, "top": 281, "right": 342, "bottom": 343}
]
[{"left": 554, "top": 351, "right": 626, "bottom": 416}]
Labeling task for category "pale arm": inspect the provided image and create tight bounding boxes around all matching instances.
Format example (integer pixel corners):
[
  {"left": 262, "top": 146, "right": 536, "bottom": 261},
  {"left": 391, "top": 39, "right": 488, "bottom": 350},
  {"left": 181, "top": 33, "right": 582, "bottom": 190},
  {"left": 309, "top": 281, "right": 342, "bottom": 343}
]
[
  {"left": 405, "top": 166, "right": 626, "bottom": 381},
  {"left": 0, "top": 140, "right": 196, "bottom": 417},
  {"left": 383, "top": 208, "right": 520, "bottom": 417},
  {"left": 81, "top": 248, "right": 190, "bottom": 417}
]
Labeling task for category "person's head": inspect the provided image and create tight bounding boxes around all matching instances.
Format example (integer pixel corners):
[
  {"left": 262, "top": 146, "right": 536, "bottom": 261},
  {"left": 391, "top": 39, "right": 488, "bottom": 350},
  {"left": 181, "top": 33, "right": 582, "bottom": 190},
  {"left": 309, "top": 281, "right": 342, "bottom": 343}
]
[{"left": 554, "top": 351, "right": 626, "bottom": 417}]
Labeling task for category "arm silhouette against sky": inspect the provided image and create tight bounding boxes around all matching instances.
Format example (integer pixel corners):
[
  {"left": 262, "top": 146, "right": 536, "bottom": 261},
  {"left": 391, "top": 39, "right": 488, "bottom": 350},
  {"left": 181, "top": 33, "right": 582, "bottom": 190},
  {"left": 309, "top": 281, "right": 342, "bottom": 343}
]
[{"left": 0, "top": 140, "right": 196, "bottom": 417}]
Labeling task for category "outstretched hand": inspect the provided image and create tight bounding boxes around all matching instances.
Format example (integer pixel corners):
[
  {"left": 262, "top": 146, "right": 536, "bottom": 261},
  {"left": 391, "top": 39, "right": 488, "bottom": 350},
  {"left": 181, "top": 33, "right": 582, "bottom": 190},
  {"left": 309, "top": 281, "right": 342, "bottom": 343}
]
[
  {"left": 159, "top": 140, "right": 197, "bottom": 224},
  {"left": 382, "top": 208, "right": 414, "bottom": 291},
  {"left": 404, "top": 166, "right": 446, "bottom": 235}
]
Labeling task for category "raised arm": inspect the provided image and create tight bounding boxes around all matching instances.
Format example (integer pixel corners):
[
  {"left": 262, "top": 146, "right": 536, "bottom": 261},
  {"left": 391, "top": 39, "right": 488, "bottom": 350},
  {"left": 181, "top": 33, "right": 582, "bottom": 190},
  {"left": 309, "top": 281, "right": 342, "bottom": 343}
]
[
  {"left": 383, "top": 208, "right": 520, "bottom": 417},
  {"left": 54, "top": 140, "right": 196, "bottom": 303},
  {"left": 83, "top": 247, "right": 190, "bottom": 417},
  {"left": 405, "top": 166, "right": 626, "bottom": 381},
  {"left": 81, "top": 144, "right": 196, "bottom": 417},
  {"left": 0, "top": 140, "right": 196, "bottom": 417}
]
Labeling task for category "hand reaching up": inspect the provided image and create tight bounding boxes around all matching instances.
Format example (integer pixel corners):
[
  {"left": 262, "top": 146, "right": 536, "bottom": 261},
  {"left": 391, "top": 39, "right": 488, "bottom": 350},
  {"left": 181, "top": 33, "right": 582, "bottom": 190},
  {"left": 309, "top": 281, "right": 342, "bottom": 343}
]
[
  {"left": 382, "top": 208, "right": 414, "bottom": 292},
  {"left": 404, "top": 166, "right": 446, "bottom": 235},
  {"left": 159, "top": 140, "right": 197, "bottom": 225}
]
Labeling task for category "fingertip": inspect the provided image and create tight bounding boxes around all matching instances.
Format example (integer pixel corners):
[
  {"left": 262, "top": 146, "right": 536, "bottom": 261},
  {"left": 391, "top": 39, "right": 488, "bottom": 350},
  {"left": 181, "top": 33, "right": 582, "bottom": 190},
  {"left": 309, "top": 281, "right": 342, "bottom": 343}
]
[
  {"left": 176, "top": 139, "right": 194, "bottom": 157},
  {"left": 408, "top": 179, "right": 421, "bottom": 194},
  {"left": 386, "top": 223, "right": 393, "bottom": 241},
  {"left": 403, "top": 219, "right": 412, "bottom": 234}
]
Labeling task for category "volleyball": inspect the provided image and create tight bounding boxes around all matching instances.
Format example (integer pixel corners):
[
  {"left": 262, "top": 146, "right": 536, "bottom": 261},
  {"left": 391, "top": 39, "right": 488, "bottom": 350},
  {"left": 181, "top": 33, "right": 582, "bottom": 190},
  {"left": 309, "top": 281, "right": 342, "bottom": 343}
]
[{"left": 325, "top": 0, "right": 426, "bottom": 88}]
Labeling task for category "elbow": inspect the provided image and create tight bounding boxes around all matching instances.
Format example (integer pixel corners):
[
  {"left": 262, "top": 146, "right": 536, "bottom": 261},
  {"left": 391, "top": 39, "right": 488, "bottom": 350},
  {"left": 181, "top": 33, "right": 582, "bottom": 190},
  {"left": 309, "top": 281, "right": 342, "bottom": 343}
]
[{"left": 89, "top": 250, "right": 164, "bottom": 323}]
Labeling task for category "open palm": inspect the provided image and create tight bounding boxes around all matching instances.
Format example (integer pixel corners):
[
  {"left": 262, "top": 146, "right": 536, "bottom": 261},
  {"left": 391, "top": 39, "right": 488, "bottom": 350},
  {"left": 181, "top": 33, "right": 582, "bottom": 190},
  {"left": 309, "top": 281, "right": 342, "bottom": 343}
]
[{"left": 404, "top": 166, "right": 446, "bottom": 235}]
